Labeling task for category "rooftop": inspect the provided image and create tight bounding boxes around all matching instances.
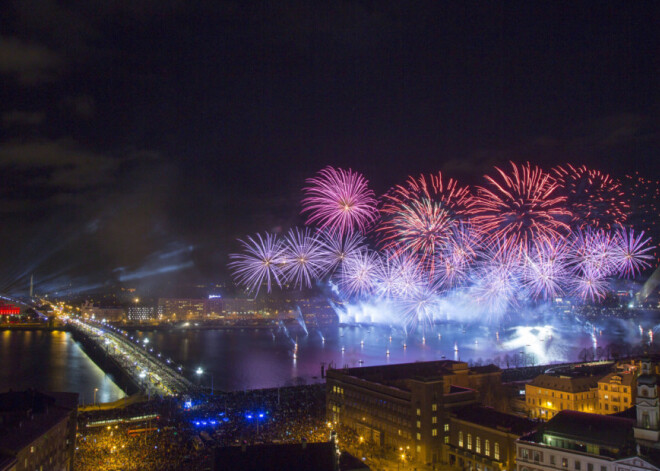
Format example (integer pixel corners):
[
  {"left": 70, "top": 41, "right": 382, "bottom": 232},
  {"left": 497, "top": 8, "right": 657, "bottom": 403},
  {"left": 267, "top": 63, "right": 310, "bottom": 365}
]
[
  {"left": 521, "top": 410, "right": 635, "bottom": 455},
  {"left": 529, "top": 374, "right": 599, "bottom": 393},
  {"left": 452, "top": 405, "right": 538, "bottom": 436},
  {"left": 0, "top": 390, "right": 77, "bottom": 453},
  {"left": 213, "top": 441, "right": 341, "bottom": 471},
  {"left": 330, "top": 360, "right": 500, "bottom": 388}
]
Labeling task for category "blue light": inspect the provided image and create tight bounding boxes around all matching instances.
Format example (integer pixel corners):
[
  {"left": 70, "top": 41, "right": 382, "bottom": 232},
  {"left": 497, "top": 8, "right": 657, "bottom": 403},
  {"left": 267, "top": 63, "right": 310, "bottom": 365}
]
[
  {"left": 223, "top": 417, "right": 229, "bottom": 422},
  {"left": 258, "top": 413, "right": 264, "bottom": 418},
  {"left": 210, "top": 420, "right": 217, "bottom": 425},
  {"left": 246, "top": 414, "right": 253, "bottom": 419}
]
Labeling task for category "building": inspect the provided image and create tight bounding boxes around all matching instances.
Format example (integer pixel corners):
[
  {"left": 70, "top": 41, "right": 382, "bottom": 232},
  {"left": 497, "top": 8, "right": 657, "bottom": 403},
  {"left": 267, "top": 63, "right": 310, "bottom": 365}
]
[
  {"left": 633, "top": 358, "right": 660, "bottom": 448},
  {"left": 211, "top": 438, "right": 368, "bottom": 471},
  {"left": 0, "top": 301, "right": 20, "bottom": 316},
  {"left": 597, "top": 371, "right": 636, "bottom": 414},
  {"left": 127, "top": 305, "right": 156, "bottom": 322},
  {"left": 525, "top": 372, "right": 599, "bottom": 419},
  {"left": 326, "top": 360, "right": 501, "bottom": 465},
  {"left": 516, "top": 410, "right": 659, "bottom": 471},
  {"left": 448, "top": 405, "right": 537, "bottom": 471},
  {"left": 81, "top": 305, "right": 126, "bottom": 322},
  {"left": 0, "top": 390, "right": 78, "bottom": 471},
  {"left": 157, "top": 298, "right": 206, "bottom": 320}
]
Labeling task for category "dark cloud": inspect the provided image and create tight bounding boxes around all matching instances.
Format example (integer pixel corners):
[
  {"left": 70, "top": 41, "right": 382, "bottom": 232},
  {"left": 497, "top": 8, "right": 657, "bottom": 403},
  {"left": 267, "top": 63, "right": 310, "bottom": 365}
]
[
  {"left": 0, "top": 36, "right": 62, "bottom": 84},
  {"left": 2, "top": 110, "right": 46, "bottom": 126}
]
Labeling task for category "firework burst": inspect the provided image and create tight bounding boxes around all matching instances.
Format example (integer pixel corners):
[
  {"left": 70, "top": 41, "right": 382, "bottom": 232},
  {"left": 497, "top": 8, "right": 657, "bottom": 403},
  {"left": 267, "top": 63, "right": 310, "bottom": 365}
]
[
  {"left": 281, "top": 228, "right": 328, "bottom": 289},
  {"left": 229, "top": 233, "right": 286, "bottom": 295},
  {"left": 337, "top": 249, "right": 381, "bottom": 298},
  {"left": 613, "top": 227, "right": 654, "bottom": 278},
  {"left": 301, "top": 166, "right": 379, "bottom": 236},
  {"left": 554, "top": 164, "right": 629, "bottom": 229},
  {"left": 470, "top": 162, "right": 571, "bottom": 253}
]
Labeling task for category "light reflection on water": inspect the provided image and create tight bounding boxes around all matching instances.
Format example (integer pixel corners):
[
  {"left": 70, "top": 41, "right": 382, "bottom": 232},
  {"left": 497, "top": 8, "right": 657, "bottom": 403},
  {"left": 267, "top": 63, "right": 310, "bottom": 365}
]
[
  {"left": 0, "top": 330, "right": 125, "bottom": 404},
  {"left": 138, "top": 315, "right": 652, "bottom": 392},
  {"left": 0, "top": 314, "right": 653, "bottom": 400}
]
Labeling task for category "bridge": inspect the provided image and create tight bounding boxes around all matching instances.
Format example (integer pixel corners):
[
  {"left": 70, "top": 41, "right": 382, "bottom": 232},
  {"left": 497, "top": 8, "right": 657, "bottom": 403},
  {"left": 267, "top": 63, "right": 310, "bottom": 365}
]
[{"left": 67, "top": 318, "right": 198, "bottom": 397}]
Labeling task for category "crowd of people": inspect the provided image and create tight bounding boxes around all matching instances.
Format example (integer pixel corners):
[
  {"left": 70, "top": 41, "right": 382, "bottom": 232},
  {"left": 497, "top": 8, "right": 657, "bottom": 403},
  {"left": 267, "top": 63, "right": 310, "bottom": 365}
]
[{"left": 74, "top": 384, "right": 329, "bottom": 470}]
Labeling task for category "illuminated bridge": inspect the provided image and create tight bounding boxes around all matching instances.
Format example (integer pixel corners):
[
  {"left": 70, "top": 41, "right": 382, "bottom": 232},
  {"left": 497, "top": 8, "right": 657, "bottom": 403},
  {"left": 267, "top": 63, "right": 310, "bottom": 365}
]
[{"left": 67, "top": 318, "right": 197, "bottom": 398}]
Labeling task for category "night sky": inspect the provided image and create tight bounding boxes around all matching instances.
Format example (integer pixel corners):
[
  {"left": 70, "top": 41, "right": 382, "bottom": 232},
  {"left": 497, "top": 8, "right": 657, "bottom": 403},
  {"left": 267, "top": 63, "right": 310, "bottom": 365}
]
[{"left": 0, "top": 1, "right": 658, "bottom": 294}]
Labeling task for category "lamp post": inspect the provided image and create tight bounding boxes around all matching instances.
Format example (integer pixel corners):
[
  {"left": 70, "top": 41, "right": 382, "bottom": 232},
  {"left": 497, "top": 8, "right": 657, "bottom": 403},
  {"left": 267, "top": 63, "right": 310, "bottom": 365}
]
[
  {"left": 93, "top": 388, "right": 99, "bottom": 406},
  {"left": 196, "top": 367, "right": 214, "bottom": 395}
]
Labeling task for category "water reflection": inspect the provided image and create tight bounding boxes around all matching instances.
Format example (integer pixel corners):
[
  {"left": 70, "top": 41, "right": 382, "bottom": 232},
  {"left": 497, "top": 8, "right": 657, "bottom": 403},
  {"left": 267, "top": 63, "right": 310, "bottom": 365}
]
[{"left": 0, "top": 330, "right": 125, "bottom": 404}]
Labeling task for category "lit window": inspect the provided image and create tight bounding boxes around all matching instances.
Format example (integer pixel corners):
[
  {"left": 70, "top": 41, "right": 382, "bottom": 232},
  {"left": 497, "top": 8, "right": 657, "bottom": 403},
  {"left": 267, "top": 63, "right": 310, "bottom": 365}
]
[
  {"left": 459, "top": 431, "right": 463, "bottom": 447},
  {"left": 432, "top": 403, "right": 437, "bottom": 411},
  {"left": 444, "top": 423, "right": 449, "bottom": 432},
  {"left": 444, "top": 436, "right": 449, "bottom": 444},
  {"left": 417, "top": 421, "right": 421, "bottom": 428},
  {"left": 476, "top": 437, "right": 481, "bottom": 453},
  {"left": 417, "top": 433, "right": 421, "bottom": 441},
  {"left": 485, "top": 440, "right": 490, "bottom": 456},
  {"left": 432, "top": 416, "right": 437, "bottom": 424},
  {"left": 467, "top": 433, "right": 472, "bottom": 450},
  {"left": 417, "top": 408, "right": 421, "bottom": 416},
  {"left": 494, "top": 442, "right": 500, "bottom": 460},
  {"left": 432, "top": 429, "right": 438, "bottom": 437}
]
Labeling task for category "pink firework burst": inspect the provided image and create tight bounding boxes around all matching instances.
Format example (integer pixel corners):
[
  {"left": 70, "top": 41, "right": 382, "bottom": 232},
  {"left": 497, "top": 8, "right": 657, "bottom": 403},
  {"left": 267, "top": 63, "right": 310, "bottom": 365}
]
[
  {"left": 301, "top": 166, "right": 379, "bottom": 236},
  {"left": 522, "top": 237, "right": 570, "bottom": 300},
  {"left": 337, "top": 250, "right": 380, "bottom": 298},
  {"left": 572, "top": 266, "right": 609, "bottom": 302},
  {"left": 379, "top": 172, "right": 472, "bottom": 272},
  {"left": 470, "top": 162, "right": 571, "bottom": 253},
  {"left": 553, "top": 164, "right": 629, "bottom": 229}
]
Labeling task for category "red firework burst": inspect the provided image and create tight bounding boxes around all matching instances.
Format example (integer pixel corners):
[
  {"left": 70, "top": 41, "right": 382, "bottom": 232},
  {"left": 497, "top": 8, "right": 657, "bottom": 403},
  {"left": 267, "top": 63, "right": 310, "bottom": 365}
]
[
  {"left": 470, "top": 161, "right": 571, "bottom": 252},
  {"left": 378, "top": 172, "right": 472, "bottom": 272},
  {"left": 553, "top": 164, "right": 629, "bottom": 229}
]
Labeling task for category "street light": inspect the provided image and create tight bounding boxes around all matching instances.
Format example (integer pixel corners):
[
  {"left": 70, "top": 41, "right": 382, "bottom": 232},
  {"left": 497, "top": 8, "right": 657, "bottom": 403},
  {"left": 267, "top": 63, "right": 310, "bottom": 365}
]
[
  {"left": 93, "top": 388, "right": 99, "bottom": 405},
  {"left": 196, "top": 367, "right": 214, "bottom": 395}
]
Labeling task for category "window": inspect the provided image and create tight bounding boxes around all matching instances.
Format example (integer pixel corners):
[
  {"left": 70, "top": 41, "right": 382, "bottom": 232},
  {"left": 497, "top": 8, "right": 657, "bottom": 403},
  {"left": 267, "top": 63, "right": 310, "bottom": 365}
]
[
  {"left": 444, "top": 423, "right": 449, "bottom": 432},
  {"left": 417, "top": 445, "right": 421, "bottom": 453},
  {"left": 459, "top": 431, "right": 464, "bottom": 447},
  {"left": 432, "top": 403, "right": 437, "bottom": 412},
  {"left": 604, "top": 404, "right": 609, "bottom": 411},
  {"left": 417, "top": 408, "right": 421, "bottom": 416},
  {"left": 467, "top": 433, "right": 472, "bottom": 450},
  {"left": 30, "top": 446, "right": 34, "bottom": 453},
  {"left": 494, "top": 443, "right": 500, "bottom": 460},
  {"left": 417, "top": 433, "right": 421, "bottom": 441},
  {"left": 575, "top": 461, "right": 581, "bottom": 470},
  {"left": 588, "top": 464, "right": 593, "bottom": 471},
  {"left": 432, "top": 416, "right": 437, "bottom": 424},
  {"left": 521, "top": 448, "right": 529, "bottom": 460},
  {"left": 485, "top": 440, "right": 490, "bottom": 456},
  {"left": 601, "top": 467, "right": 606, "bottom": 471},
  {"left": 604, "top": 395, "right": 609, "bottom": 400},
  {"left": 603, "top": 385, "right": 608, "bottom": 391},
  {"left": 432, "top": 429, "right": 438, "bottom": 437},
  {"left": 445, "top": 436, "right": 449, "bottom": 444},
  {"left": 551, "top": 456, "right": 555, "bottom": 465},
  {"left": 562, "top": 458, "right": 568, "bottom": 468},
  {"left": 476, "top": 437, "right": 481, "bottom": 453},
  {"left": 417, "top": 420, "right": 421, "bottom": 428},
  {"left": 533, "top": 451, "right": 541, "bottom": 463}
]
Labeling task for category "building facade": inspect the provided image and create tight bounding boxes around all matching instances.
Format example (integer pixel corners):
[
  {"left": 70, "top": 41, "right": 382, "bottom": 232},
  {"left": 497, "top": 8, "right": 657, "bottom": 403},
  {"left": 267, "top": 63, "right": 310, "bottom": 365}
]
[
  {"left": 326, "top": 360, "right": 501, "bottom": 465},
  {"left": 597, "top": 371, "right": 636, "bottom": 414},
  {"left": 157, "top": 298, "right": 206, "bottom": 319},
  {"left": 526, "top": 373, "right": 598, "bottom": 420},
  {"left": 447, "top": 405, "right": 537, "bottom": 471},
  {"left": 0, "top": 391, "right": 78, "bottom": 471}
]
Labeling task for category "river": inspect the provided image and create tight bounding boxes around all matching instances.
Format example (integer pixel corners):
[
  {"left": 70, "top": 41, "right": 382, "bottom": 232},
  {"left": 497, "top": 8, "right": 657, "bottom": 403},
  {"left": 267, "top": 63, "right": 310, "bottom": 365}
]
[{"left": 0, "top": 313, "right": 655, "bottom": 400}]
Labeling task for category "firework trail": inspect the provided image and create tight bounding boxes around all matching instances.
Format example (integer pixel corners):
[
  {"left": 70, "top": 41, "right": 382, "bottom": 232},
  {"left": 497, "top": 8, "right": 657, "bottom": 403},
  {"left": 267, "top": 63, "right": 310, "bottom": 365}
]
[
  {"left": 374, "top": 251, "right": 424, "bottom": 300},
  {"left": 554, "top": 164, "right": 629, "bottom": 229},
  {"left": 229, "top": 233, "right": 286, "bottom": 295},
  {"left": 301, "top": 166, "right": 379, "bottom": 236},
  {"left": 317, "top": 230, "right": 366, "bottom": 272},
  {"left": 470, "top": 161, "right": 571, "bottom": 253},
  {"left": 437, "top": 222, "right": 480, "bottom": 288}
]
